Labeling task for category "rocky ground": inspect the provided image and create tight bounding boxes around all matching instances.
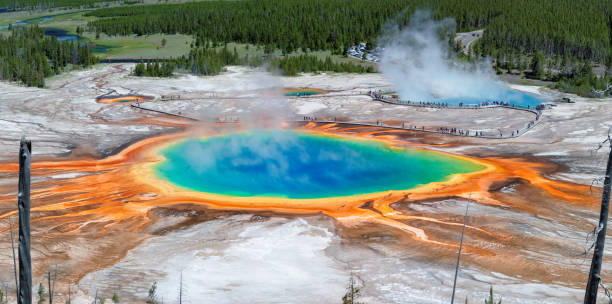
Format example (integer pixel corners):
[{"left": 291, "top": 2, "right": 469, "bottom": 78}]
[{"left": 1, "top": 64, "right": 612, "bottom": 303}]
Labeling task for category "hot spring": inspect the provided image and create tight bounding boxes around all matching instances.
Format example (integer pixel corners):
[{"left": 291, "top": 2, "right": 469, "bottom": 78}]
[
  {"left": 436, "top": 88, "right": 544, "bottom": 107},
  {"left": 154, "top": 131, "right": 485, "bottom": 199},
  {"left": 284, "top": 88, "right": 327, "bottom": 96}
]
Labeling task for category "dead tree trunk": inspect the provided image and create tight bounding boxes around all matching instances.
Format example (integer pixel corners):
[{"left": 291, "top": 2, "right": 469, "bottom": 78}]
[
  {"left": 584, "top": 144, "right": 612, "bottom": 304},
  {"left": 47, "top": 272, "right": 51, "bottom": 304},
  {"left": 450, "top": 183, "right": 472, "bottom": 304},
  {"left": 179, "top": 272, "right": 182, "bottom": 304},
  {"left": 51, "top": 266, "right": 56, "bottom": 304},
  {"left": 17, "top": 137, "right": 32, "bottom": 304}
]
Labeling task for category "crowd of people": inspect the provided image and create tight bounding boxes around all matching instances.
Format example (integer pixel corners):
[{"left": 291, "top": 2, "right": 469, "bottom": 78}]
[
  {"left": 414, "top": 101, "right": 450, "bottom": 107},
  {"left": 481, "top": 101, "right": 510, "bottom": 106},
  {"left": 436, "top": 127, "right": 485, "bottom": 137},
  {"left": 302, "top": 116, "right": 339, "bottom": 121},
  {"left": 527, "top": 120, "right": 536, "bottom": 128}
]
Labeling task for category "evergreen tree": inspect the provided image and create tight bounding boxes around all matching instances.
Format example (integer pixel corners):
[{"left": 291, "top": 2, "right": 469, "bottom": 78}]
[
  {"left": 531, "top": 52, "right": 546, "bottom": 79},
  {"left": 484, "top": 286, "right": 502, "bottom": 304},
  {"left": 0, "top": 289, "right": 6, "bottom": 304},
  {"left": 134, "top": 61, "right": 145, "bottom": 76},
  {"left": 342, "top": 274, "right": 364, "bottom": 304},
  {"left": 146, "top": 282, "right": 158, "bottom": 304},
  {"left": 37, "top": 283, "right": 45, "bottom": 304}
]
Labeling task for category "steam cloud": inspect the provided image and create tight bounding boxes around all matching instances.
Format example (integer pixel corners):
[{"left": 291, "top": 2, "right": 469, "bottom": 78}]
[
  {"left": 237, "top": 67, "right": 293, "bottom": 128},
  {"left": 191, "top": 67, "right": 292, "bottom": 127},
  {"left": 379, "top": 10, "right": 508, "bottom": 102}
]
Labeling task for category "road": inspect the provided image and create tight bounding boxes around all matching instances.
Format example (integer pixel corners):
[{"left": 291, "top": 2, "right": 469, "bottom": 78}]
[{"left": 454, "top": 29, "right": 484, "bottom": 54}]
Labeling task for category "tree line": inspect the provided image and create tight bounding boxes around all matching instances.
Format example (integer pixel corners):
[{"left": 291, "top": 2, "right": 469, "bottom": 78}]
[
  {"left": 132, "top": 46, "right": 242, "bottom": 77},
  {"left": 271, "top": 55, "right": 375, "bottom": 76},
  {"left": 0, "top": 26, "right": 97, "bottom": 87},
  {"left": 553, "top": 61, "right": 611, "bottom": 97},
  {"left": 133, "top": 60, "right": 174, "bottom": 77},
  {"left": 132, "top": 46, "right": 374, "bottom": 78},
  {"left": 468, "top": 38, "right": 611, "bottom": 96},
  {"left": 178, "top": 46, "right": 242, "bottom": 76},
  {"left": 85, "top": 0, "right": 612, "bottom": 63}
]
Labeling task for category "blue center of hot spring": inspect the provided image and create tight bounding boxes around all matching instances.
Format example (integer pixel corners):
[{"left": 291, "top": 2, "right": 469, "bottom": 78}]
[{"left": 154, "top": 131, "right": 485, "bottom": 199}]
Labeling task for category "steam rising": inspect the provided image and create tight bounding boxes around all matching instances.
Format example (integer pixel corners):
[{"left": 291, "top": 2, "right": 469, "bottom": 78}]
[
  {"left": 379, "top": 11, "right": 507, "bottom": 101},
  {"left": 237, "top": 68, "right": 292, "bottom": 128}
]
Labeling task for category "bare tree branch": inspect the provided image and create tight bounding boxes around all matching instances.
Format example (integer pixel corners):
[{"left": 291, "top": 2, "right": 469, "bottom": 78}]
[{"left": 8, "top": 217, "right": 18, "bottom": 300}]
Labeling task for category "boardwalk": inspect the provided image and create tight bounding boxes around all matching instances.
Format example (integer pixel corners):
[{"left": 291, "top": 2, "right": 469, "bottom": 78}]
[
  {"left": 132, "top": 99, "right": 542, "bottom": 139},
  {"left": 130, "top": 104, "right": 199, "bottom": 121},
  {"left": 367, "top": 93, "right": 543, "bottom": 139}
]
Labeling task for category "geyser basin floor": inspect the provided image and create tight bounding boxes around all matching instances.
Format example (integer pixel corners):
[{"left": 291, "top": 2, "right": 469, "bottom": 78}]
[{"left": 154, "top": 131, "right": 485, "bottom": 199}]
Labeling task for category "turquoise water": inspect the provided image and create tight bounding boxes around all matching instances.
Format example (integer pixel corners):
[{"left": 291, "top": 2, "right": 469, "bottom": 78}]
[
  {"left": 154, "top": 131, "right": 484, "bottom": 199},
  {"left": 436, "top": 88, "right": 544, "bottom": 107},
  {"left": 285, "top": 90, "right": 323, "bottom": 96}
]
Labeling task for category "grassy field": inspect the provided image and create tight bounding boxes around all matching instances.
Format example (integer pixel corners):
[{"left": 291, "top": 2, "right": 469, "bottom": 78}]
[{"left": 83, "top": 32, "right": 193, "bottom": 59}]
